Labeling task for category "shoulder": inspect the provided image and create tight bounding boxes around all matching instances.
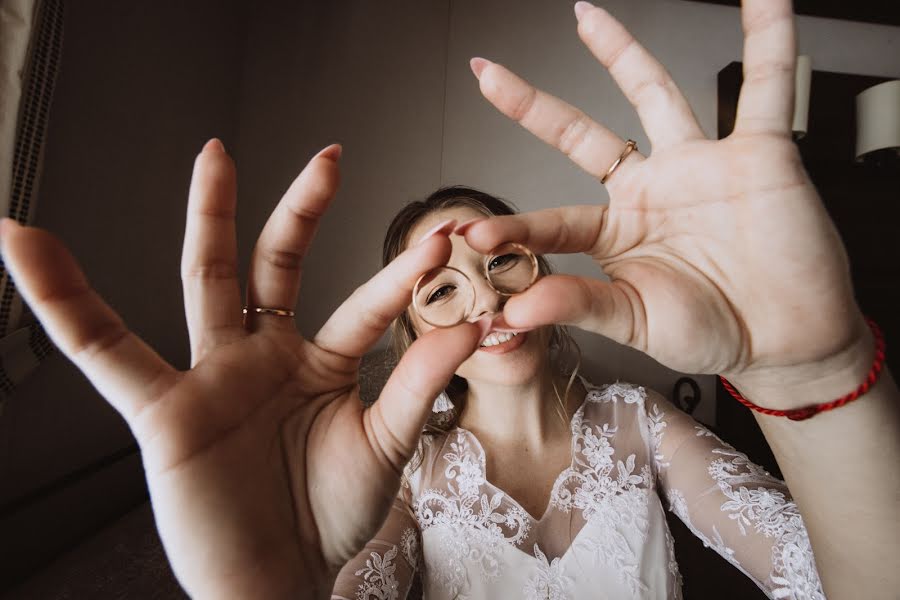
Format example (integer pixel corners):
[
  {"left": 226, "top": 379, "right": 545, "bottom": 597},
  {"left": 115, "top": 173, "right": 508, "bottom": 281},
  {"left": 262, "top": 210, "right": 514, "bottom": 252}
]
[
  {"left": 584, "top": 380, "right": 718, "bottom": 462},
  {"left": 580, "top": 378, "right": 674, "bottom": 410},
  {"left": 583, "top": 379, "right": 650, "bottom": 405},
  {"left": 578, "top": 379, "right": 679, "bottom": 437},
  {"left": 402, "top": 428, "right": 474, "bottom": 495}
]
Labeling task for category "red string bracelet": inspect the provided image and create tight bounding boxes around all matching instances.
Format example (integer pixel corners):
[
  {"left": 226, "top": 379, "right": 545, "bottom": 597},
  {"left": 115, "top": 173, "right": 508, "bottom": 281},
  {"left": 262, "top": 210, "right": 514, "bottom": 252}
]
[{"left": 719, "top": 317, "right": 886, "bottom": 421}]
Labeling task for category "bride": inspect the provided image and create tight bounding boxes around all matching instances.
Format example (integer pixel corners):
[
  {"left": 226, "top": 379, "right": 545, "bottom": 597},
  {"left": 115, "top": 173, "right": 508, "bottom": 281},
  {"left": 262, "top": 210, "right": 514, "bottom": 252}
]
[
  {"left": 332, "top": 184, "right": 826, "bottom": 599},
  {"left": 2, "top": 1, "right": 897, "bottom": 598}
]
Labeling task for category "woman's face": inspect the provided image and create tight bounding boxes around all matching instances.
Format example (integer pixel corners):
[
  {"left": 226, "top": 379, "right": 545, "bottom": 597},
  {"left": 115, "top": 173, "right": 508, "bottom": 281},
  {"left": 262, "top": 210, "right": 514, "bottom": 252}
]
[{"left": 406, "top": 206, "right": 552, "bottom": 387}]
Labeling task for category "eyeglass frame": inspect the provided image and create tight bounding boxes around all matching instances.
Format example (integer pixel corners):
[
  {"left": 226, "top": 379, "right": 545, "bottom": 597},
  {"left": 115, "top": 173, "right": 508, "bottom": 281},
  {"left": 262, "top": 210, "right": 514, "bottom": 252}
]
[{"left": 410, "top": 242, "right": 539, "bottom": 328}]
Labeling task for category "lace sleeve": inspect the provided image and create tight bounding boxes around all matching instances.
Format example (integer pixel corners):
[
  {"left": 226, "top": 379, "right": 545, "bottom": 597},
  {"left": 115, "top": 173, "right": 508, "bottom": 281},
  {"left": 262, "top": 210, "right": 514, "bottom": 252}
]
[
  {"left": 644, "top": 389, "right": 825, "bottom": 600},
  {"left": 331, "top": 493, "right": 421, "bottom": 600}
]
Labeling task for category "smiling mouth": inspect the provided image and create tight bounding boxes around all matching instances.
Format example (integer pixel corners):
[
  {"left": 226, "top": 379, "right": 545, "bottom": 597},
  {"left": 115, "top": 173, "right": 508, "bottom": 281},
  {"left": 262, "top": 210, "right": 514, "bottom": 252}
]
[{"left": 478, "top": 330, "right": 527, "bottom": 354}]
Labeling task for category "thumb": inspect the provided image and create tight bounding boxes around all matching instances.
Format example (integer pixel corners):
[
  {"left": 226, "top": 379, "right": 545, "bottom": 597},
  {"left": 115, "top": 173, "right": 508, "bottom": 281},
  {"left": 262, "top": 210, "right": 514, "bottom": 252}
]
[
  {"left": 364, "top": 318, "right": 489, "bottom": 473},
  {"left": 504, "top": 274, "right": 638, "bottom": 347}
]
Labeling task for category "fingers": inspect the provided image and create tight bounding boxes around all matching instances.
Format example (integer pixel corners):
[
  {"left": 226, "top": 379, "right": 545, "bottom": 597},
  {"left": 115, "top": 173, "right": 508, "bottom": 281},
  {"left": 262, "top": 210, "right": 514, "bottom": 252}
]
[
  {"left": 313, "top": 227, "right": 455, "bottom": 358},
  {"left": 0, "top": 220, "right": 176, "bottom": 420},
  {"left": 365, "top": 320, "right": 487, "bottom": 471},
  {"left": 501, "top": 274, "right": 639, "bottom": 347},
  {"left": 245, "top": 144, "right": 342, "bottom": 332},
  {"left": 181, "top": 139, "right": 244, "bottom": 365},
  {"left": 463, "top": 205, "right": 607, "bottom": 256},
  {"left": 471, "top": 58, "right": 644, "bottom": 184},
  {"left": 574, "top": 2, "right": 705, "bottom": 149},
  {"left": 733, "top": 0, "right": 796, "bottom": 136}
]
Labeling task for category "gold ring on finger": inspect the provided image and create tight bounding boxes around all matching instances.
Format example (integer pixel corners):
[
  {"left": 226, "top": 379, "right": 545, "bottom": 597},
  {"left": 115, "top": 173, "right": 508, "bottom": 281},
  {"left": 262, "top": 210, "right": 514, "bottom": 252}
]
[
  {"left": 600, "top": 139, "right": 638, "bottom": 185},
  {"left": 242, "top": 306, "right": 296, "bottom": 317}
]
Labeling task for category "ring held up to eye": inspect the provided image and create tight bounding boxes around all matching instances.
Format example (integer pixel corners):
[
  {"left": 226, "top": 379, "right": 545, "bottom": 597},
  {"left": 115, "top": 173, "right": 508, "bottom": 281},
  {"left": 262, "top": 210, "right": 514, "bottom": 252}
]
[{"left": 412, "top": 242, "right": 538, "bottom": 328}]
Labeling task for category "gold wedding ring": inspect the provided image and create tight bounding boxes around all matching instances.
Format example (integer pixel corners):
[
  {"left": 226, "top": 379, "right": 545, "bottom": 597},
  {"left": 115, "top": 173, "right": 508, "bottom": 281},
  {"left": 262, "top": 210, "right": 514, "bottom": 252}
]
[
  {"left": 600, "top": 139, "right": 638, "bottom": 184},
  {"left": 242, "top": 306, "right": 296, "bottom": 317}
]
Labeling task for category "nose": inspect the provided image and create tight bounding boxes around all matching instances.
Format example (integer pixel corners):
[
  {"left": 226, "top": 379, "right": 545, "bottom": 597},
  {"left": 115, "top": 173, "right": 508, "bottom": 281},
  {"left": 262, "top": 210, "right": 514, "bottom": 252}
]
[{"left": 469, "top": 273, "right": 506, "bottom": 320}]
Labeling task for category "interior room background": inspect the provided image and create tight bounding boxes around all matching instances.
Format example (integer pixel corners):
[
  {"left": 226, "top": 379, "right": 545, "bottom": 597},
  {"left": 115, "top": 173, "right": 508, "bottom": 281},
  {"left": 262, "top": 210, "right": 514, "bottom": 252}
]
[{"left": 1, "top": 0, "right": 898, "bottom": 595}]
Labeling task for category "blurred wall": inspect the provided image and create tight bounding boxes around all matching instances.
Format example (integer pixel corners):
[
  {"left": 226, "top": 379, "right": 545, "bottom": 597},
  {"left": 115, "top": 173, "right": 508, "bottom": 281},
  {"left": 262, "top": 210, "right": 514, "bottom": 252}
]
[
  {"left": 0, "top": 0, "right": 247, "bottom": 587},
  {"left": 232, "top": 0, "right": 450, "bottom": 336}
]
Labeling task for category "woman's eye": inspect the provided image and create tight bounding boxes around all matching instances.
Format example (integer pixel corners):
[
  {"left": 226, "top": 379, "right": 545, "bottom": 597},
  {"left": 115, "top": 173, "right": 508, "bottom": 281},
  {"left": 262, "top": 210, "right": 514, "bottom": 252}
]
[
  {"left": 426, "top": 285, "right": 455, "bottom": 305},
  {"left": 488, "top": 254, "right": 518, "bottom": 272}
]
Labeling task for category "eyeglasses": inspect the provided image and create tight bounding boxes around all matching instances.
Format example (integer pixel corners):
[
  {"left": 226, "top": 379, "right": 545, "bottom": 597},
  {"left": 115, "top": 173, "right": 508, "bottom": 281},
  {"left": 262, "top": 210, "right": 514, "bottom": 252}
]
[{"left": 411, "top": 242, "right": 538, "bottom": 328}]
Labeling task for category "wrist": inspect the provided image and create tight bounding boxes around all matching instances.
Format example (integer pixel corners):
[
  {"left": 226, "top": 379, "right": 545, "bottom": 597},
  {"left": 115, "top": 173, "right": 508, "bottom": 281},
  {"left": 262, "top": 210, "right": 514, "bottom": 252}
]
[{"left": 724, "top": 314, "right": 876, "bottom": 412}]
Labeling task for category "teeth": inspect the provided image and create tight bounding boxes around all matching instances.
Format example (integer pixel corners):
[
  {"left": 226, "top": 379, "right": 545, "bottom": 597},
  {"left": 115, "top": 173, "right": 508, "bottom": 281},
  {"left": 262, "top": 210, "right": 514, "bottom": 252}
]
[{"left": 480, "top": 331, "right": 518, "bottom": 347}]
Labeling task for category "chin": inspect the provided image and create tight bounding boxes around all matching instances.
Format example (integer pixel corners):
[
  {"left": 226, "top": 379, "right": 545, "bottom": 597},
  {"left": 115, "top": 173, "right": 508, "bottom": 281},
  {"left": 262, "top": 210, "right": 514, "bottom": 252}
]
[{"left": 454, "top": 326, "right": 551, "bottom": 387}]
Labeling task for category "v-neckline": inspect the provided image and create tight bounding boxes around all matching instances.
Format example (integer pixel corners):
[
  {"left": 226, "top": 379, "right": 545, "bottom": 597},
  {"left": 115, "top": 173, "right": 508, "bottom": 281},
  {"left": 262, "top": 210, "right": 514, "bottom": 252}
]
[{"left": 452, "top": 382, "right": 596, "bottom": 523}]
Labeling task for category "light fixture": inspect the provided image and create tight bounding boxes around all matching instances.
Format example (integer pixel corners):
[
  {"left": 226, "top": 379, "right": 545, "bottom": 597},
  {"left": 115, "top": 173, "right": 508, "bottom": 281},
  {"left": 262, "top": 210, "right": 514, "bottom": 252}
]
[{"left": 855, "top": 79, "right": 900, "bottom": 165}]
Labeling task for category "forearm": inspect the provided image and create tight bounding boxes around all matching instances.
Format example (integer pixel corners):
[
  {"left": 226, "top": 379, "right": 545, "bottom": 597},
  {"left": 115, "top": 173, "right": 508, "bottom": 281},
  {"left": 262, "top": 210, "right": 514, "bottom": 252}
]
[
  {"left": 184, "top": 561, "right": 337, "bottom": 600},
  {"left": 729, "top": 322, "right": 900, "bottom": 599}
]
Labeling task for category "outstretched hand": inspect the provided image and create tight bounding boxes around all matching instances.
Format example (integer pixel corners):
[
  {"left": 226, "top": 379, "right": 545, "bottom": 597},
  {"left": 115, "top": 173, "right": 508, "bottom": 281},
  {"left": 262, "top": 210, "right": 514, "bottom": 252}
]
[
  {"left": 463, "top": 0, "right": 870, "bottom": 402},
  {"left": 0, "top": 141, "right": 486, "bottom": 597}
]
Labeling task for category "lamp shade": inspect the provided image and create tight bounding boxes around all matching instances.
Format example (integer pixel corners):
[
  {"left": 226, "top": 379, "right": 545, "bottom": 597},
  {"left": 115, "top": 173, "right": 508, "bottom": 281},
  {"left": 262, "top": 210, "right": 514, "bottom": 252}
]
[{"left": 855, "top": 79, "right": 900, "bottom": 160}]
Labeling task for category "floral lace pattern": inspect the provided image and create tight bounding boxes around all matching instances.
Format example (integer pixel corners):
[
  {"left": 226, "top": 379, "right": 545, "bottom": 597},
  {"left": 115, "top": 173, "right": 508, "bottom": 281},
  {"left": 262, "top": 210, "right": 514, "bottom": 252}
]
[
  {"left": 354, "top": 545, "right": 400, "bottom": 600},
  {"left": 709, "top": 447, "right": 824, "bottom": 600},
  {"left": 415, "top": 431, "right": 531, "bottom": 598},
  {"left": 592, "top": 380, "right": 647, "bottom": 405},
  {"left": 523, "top": 544, "right": 574, "bottom": 600},
  {"left": 669, "top": 477, "right": 774, "bottom": 591},
  {"left": 665, "top": 431, "right": 824, "bottom": 599},
  {"left": 399, "top": 527, "right": 419, "bottom": 570},
  {"left": 335, "top": 380, "right": 826, "bottom": 600},
  {"left": 550, "top": 386, "right": 653, "bottom": 595},
  {"left": 662, "top": 521, "right": 684, "bottom": 600},
  {"left": 648, "top": 400, "right": 670, "bottom": 469}
]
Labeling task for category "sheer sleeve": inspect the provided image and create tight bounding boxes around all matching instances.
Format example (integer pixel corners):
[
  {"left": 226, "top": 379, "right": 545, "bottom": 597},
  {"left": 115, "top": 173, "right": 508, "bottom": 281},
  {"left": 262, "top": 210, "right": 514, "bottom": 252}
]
[
  {"left": 331, "top": 491, "right": 421, "bottom": 600},
  {"left": 644, "top": 389, "right": 825, "bottom": 599}
]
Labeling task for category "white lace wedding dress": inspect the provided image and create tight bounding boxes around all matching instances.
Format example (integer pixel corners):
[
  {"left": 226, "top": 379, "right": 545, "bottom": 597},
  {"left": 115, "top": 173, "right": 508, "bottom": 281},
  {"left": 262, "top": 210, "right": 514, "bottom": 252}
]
[{"left": 332, "top": 381, "right": 824, "bottom": 599}]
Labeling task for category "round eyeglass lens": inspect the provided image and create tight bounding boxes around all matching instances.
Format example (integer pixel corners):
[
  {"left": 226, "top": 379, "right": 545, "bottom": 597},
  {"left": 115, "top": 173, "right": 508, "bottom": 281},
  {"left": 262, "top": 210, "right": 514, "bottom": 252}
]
[
  {"left": 412, "top": 266, "right": 476, "bottom": 328},
  {"left": 485, "top": 242, "right": 538, "bottom": 295}
]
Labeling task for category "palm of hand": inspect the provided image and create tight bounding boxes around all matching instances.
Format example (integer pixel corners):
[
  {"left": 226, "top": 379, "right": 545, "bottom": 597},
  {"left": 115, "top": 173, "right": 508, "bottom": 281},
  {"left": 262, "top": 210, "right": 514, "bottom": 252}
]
[
  {"left": 466, "top": 3, "right": 867, "bottom": 382},
  {"left": 595, "top": 134, "right": 857, "bottom": 375},
  {"left": 0, "top": 143, "right": 480, "bottom": 597},
  {"left": 134, "top": 334, "right": 393, "bottom": 591}
]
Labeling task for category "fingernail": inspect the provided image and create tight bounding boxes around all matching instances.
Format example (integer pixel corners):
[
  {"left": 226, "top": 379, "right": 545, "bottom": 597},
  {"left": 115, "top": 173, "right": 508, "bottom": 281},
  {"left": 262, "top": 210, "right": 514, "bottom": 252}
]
[
  {"left": 469, "top": 57, "right": 490, "bottom": 80},
  {"left": 574, "top": 1, "right": 594, "bottom": 20},
  {"left": 453, "top": 217, "right": 487, "bottom": 236},
  {"left": 203, "top": 138, "right": 225, "bottom": 153},
  {"left": 316, "top": 143, "right": 342, "bottom": 161},
  {"left": 416, "top": 219, "right": 457, "bottom": 245}
]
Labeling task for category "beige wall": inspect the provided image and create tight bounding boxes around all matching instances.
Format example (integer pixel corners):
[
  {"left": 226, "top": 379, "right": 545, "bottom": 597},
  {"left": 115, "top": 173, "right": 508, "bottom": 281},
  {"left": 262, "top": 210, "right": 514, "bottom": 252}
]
[
  {"left": 232, "top": 0, "right": 450, "bottom": 338},
  {"left": 3, "top": 0, "right": 899, "bottom": 580}
]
